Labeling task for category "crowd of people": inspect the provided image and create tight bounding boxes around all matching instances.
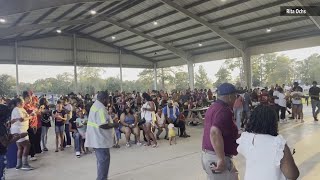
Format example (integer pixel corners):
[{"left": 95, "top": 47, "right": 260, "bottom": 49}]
[
  {"left": 0, "top": 80, "right": 319, "bottom": 180},
  {"left": 202, "top": 81, "right": 320, "bottom": 180}
]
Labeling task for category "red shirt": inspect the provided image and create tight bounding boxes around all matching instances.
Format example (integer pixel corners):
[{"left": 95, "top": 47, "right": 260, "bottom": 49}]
[
  {"left": 202, "top": 100, "right": 238, "bottom": 156},
  {"left": 24, "top": 103, "right": 39, "bottom": 128}
]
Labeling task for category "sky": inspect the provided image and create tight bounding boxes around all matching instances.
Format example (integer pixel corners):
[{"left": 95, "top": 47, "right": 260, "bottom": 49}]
[{"left": 0, "top": 46, "right": 319, "bottom": 83}]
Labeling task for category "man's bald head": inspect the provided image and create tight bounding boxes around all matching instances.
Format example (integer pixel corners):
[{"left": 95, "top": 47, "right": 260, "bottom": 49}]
[{"left": 97, "top": 91, "right": 109, "bottom": 106}]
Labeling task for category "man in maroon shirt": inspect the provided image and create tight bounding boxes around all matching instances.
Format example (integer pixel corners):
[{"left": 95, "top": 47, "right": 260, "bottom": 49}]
[{"left": 201, "top": 83, "right": 239, "bottom": 180}]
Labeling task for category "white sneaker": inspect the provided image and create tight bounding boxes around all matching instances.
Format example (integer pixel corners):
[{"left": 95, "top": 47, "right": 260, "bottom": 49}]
[
  {"left": 279, "top": 120, "right": 283, "bottom": 124},
  {"left": 76, "top": 152, "right": 81, "bottom": 158},
  {"left": 30, "top": 157, "right": 37, "bottom": 161},
  {"left": 136, "top": 142, "right": 142, "bottom": 146},
  {"left": 126, "top": 142, "right": 131, "bottom": 147},
  {"left": 66, "top": 145, "right": 71, "bottom": 148}
]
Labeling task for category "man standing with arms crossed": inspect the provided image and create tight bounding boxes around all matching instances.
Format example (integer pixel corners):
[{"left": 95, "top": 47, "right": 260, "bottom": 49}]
[
  {"left": 309, "top": 81, "right": 320, "bottom": 121},
  {"left": 85, "top": 91, "right": 118, "bottom": 180},
  {"left": 202, "top": 83, "right": 239, "bottom": 180}
]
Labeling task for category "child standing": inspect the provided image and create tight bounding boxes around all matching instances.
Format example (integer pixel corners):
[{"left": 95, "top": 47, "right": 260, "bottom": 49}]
[
  {"left": 10, "top": 98, "right": 34, "bottom": 170},
  {"left": 168, "top": 123, "right": 176, "bottom": 145},
  {"left": 75, "top": 108, "right": 89, "bottom": 154},
  {"left": 53, "top": 102, "right": 67, "bottom": 152}
]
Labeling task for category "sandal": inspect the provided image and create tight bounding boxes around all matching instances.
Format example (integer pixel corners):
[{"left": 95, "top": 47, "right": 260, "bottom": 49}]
[{"left": 113, "top": 145, "right": 120, "bottom": 148}]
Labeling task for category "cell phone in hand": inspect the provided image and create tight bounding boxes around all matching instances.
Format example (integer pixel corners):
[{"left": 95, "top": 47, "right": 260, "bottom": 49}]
[{"left": 210, "top": 162, "right": 221, "bottom": 174}]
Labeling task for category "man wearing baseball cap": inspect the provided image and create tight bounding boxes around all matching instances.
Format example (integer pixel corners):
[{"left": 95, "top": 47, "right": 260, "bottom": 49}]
[
  {"left": 201, "top": 83, "right": 239, "bottom": 180},
  {"left": 309, "top": 81, "right": 320, "bottom": 121}
]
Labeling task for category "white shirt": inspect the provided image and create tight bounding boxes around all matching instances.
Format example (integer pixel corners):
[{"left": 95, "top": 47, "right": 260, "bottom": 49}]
[
  {"left": 273, "top": 91, "right": 279, "bottom": 104},
  {"left": 278, "top": 93, "right": 286, "bottom": 107},
  {"left": 141, "top": 101, "right": 154, "bottom": 122},
  {"left": 156, "top": 113, "right": 165, "bottom": 126},
  {"left": 291, "top": 91, "right": 303, "bottom": 104},
  {"left": 10, "top": 107, "right": 29, "bottom": 134},
  {"left": 85, "top": 100, "right": 113, "bottom": 149},
  {"left": 237, "top": 132, "right": 286, "bottom": 180},
  {"left": 10, "top": 107, "right": 29, "bottom": 142}
]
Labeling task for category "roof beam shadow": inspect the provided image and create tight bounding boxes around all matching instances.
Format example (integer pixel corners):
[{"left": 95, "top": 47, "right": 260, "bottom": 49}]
[{"left": 160, "top": 0, "right": 246, "bottom": 52}]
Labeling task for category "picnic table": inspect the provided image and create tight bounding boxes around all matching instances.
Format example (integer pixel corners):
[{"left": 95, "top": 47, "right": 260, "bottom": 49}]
[
  {"left": 190, "top": 107, "right": 209, "bottom": 112},
  {"left": 186, "top": 107, "right": 209, "bottom": 125}
]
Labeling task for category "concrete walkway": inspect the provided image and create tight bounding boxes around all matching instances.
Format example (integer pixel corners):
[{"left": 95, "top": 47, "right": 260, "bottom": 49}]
[{"left": 6, "top": 107, "right": 320, "bottom": 180}]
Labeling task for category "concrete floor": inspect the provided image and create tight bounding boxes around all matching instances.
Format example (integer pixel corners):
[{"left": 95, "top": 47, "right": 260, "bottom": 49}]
[{"left": 6, "top": 107, "right": 320, "bottom": 180}]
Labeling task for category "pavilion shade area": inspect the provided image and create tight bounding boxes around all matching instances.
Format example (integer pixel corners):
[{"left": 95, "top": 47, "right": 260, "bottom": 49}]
[
  {"left": 0, "top": 36, "right": 153, "bottom": 68},
  {"left": 0, "top": 0, "right": 319, "bottom": 69}
]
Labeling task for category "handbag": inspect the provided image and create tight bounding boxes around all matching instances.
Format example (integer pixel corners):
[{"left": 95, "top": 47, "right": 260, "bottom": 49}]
[
  {"left": 138, "top": 104, "right": 147, "bottom": 126},
  {"left": 138, "top": 110, "right": 146, "bottom": 126}
]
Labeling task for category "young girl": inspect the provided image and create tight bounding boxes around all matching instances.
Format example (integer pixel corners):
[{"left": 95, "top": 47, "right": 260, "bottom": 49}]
[
  {"left": 75, "top": 108, "right": 89, "bottom": 153},
  {"left": 53, "top": 102, "right": 67, "bottom": 152},
  {"left": 10, "top": 98, "right": 34, "bottom": 170},
  {"left": 107, "top": 106, "right": 120, "bottom": 148},
  {"left": 168, "top": 123, "right": 176, "bottom": 145}
]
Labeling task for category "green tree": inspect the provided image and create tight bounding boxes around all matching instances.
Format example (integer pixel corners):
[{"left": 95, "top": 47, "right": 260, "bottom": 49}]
[
  {"left": 195, "top": 65, "right": 212, "bottom": 89},
  {"left": 78, "top": 67, "right": 105, "bottom": 94},
  {"left": 175, "top": 72, "right": 189, "bottom": 91},
  {"left": 214, "top": 67, "right": 231, "bottom": 87},
  {"left": 267, "top": 55, "right": 294, "bottom": 85},
  {"left": 294, "top": 54, "right": 320, "bottom": 85},
  {"left": 0, "top": 74, "right": 15, "bottom": 96},
  {"left": 105, "top": 77, "right": 121, "bottom": 92},
  {"left": 225, "top": 58, "right": 245, "bottom": 86}
]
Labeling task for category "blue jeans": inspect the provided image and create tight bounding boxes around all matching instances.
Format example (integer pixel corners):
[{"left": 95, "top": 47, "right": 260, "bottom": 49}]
[
  {"left": 95, "top": 148, "right": 110, "bottom": 180},
  {"left": 72, "top": 132, "right": 81, "bottom": 153},
  {"left": 0, "top": 155, "right": 6, "bottom": 180},
  {"left": 311, "top": 100, "right": 320, "bottom": 118},
  {"left": 41, "top": 126, "right": 50, "bottom": 149},
  {"left": 63, "top": 124, "right": 71, "bottom": 147}
]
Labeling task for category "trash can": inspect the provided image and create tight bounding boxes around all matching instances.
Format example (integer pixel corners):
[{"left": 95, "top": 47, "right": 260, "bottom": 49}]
[{"left": 6, "top": 143, "right": 17, "bottom": 168}]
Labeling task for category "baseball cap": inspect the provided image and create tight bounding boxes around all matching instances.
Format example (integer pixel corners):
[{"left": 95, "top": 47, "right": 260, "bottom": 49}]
[
  {"left": 312, "top": 81, "right": 317, "bottom": 84},
  {"left": 217, "top": 83, "right": 241, "bottom": 95}
]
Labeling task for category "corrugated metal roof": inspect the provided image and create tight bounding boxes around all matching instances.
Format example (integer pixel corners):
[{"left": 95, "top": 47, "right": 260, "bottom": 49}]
[
  {"left": 41, "top": 4, "right": 76, "bottom": 23},
  {"left": 80, "top": 22, "right": 110, "bottom": 34},
  {"left": 0, "top": 0, "right": 319, "bottom": 64}
]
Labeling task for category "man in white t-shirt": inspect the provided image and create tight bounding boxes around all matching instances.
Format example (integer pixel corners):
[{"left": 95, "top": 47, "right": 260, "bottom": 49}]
[
  {"left": 277, "top": 88, "right": 287, "bottom": 123},
  {"left": 291, "top": 82, "right": 304, "bottom": 123}
]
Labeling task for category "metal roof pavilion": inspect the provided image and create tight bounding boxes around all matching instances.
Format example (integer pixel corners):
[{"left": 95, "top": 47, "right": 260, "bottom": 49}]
[{"left": 0, "top": 0, "right": 320, "bottom": 91}]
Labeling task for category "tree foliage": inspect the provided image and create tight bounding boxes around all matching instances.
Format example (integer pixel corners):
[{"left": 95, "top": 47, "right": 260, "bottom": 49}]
[
  {"left": 214, "top": 67, "right": 231, "bottom": 87},
  {"left": 1, "top": 53, "right": 319, "bottom": 97},
  {"left": 195, "top": 65, "right": 212, "bottom": 89},
  {"left": 0, "top": 74, "right": 15, "bottom": 96}
]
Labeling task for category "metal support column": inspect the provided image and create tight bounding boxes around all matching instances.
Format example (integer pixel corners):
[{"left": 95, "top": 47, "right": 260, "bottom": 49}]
[
  {"left": 242, "top": 49, "right": 252, "bottom": 89},
  {"left": 73, "top": 34, "right": 78, "bottom": 93},
  {"left": 153, "top": 63, "right": 157, "bottom": 90},
  {"left": 187, "top": 60, "right": 195, "bottom": 90},
  {"left": 119, "top": 49, "right": 123, "bottom": 92},
  {"left": 15, "top": 41, "right": 19, "bottom": 95}
]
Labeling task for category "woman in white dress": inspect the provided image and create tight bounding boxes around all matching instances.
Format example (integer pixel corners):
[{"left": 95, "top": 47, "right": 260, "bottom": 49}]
[
  {"left": 237, "top": 105, "right": 299, "bottom": 180},
  {"left": 141, "top": 93, "right": 157, "bottom": 147}
]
